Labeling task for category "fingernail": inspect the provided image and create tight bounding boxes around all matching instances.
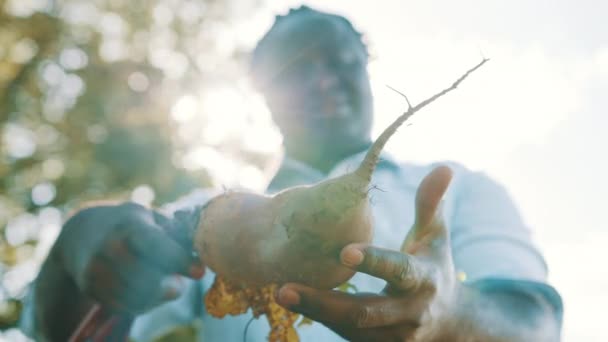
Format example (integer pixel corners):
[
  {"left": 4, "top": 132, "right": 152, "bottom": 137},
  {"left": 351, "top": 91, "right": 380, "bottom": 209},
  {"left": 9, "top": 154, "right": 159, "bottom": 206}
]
[
  {"left": 341, "top": 247, "right": 364, "bottom": 267},
  {"left": 189, "top": 264, "right": 206, "bottom": 279},
  {"left": 277, "top": 286, "right": 300, "bottom": 306}
]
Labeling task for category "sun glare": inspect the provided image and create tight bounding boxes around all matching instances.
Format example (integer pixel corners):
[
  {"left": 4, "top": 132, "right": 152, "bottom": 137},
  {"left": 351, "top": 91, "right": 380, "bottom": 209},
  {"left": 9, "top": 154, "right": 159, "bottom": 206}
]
[{"left": 173, "top": 83, "right": 282, "bottom": 191}]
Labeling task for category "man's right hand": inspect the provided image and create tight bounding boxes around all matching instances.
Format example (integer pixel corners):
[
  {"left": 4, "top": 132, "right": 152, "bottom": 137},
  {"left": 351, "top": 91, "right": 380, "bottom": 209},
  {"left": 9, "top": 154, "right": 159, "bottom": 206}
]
[
  {"left": 33, "top": 202, "right": 205, "bottom": 341},
  {"left": 54, "top": 202, "right": 205, "bottom": 315}
]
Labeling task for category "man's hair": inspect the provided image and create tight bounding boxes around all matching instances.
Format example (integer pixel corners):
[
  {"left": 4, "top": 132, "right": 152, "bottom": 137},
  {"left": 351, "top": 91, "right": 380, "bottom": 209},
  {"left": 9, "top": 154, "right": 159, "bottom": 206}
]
[{"left": 250, "top": 6, "right": 367, "bottom": 88}]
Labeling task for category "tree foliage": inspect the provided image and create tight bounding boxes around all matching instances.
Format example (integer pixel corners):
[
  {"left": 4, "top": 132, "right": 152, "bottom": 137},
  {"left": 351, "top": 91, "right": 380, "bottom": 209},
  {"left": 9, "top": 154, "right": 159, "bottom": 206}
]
[{"left": 0, "top": 0, "right": 269, "bottom": 335}]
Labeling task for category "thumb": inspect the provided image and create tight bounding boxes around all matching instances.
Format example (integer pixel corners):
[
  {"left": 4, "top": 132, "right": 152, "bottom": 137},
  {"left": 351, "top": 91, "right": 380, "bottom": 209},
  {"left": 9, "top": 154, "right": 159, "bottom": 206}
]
[{"left": 402, "top": 165, "right": 453, "bottom": 255}]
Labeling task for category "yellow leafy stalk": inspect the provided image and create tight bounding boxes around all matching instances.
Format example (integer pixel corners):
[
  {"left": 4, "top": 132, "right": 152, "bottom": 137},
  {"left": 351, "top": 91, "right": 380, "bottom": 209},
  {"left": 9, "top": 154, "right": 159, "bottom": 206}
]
[
  {"left": 204, "top": 275, "right": 249, "bottom": 317},
  {"left": 205, "top": 276, "right": 300, "bottom": 342}
]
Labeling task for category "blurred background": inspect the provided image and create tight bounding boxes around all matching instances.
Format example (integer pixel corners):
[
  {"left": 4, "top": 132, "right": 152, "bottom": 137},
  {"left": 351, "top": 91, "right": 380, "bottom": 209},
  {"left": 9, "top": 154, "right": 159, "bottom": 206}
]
[{"left": 0, "top": 0, "right": 605, "bottom": 340}]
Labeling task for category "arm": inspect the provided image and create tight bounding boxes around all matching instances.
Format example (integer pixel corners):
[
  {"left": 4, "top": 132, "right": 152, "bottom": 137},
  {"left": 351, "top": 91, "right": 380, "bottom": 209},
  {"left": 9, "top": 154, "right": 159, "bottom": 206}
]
[
  {"left": 276, "top": 166, "right": 562, "bottom": 341},
  {"left": 24, "top": 202, "right": 205, "bottom": 341},
  {"left": 441, "top": 167, "right": 562, "bottom": 341},
  {"left": 436, "top": 279, "right": 561, "bottom": 341}
]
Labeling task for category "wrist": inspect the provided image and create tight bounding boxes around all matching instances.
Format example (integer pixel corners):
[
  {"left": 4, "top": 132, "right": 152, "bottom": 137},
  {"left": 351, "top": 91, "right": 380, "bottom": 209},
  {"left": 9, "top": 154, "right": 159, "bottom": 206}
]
[
  {"left": 422, "top": 281, "right": 516, "bottom": 342},
  {"left": 416, "top": 276, "right": 466, "bottom": 341},
  {"left": 435, "top": 281, "right": 474, "bottom": 340}
]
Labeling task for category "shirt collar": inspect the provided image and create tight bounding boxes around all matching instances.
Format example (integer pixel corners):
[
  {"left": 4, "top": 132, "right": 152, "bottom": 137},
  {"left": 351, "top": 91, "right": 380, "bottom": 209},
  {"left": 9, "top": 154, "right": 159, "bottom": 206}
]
[{"left": 266, "top": 150, "right": 401, "bottom": 193}]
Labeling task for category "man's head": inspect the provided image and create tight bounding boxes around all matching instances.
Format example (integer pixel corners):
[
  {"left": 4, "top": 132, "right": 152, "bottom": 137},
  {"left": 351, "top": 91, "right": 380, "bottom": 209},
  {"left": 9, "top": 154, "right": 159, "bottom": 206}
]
[{"left": 251, "top": 6, "right": 373, "bottom": 166}]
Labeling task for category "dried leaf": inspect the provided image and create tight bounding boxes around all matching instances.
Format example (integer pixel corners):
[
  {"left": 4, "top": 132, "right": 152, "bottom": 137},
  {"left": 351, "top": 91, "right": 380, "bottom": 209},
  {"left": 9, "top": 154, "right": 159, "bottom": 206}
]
[
  {"left": 204, "top": 276, "right": 249, "bottom": 317},
  {"left": 205, "top": 276, "right": 300, "bottom": 342}
]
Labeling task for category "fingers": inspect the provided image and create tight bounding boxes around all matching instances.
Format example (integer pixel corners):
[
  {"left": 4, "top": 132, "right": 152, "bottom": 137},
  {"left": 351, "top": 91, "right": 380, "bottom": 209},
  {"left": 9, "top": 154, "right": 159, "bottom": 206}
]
[
  {"left": 82, "top": 257, "right": 129, "bottom": 312},
  {"left": 109, "top": 255, "right": 185, "bottom": 311},
  {"left": 118, "top": 275, "right": 185, "bottom": 313},
  {"left": 331, "top": 323, "right": 419, "bottom": 342},
  {"left": 277, "top": 284, "right": 413, "bottom": 329},
  {"left": 151, "top": 210, "right": 191, "bottom": 250},
  {"left": 85, "top": 218, "right": 199, "bottom": 313},
  {"left": 402, "top": 166, "right": 452, "bottom": 256},
  {"left": 414, "top": 165, "right": 452, "bottom": 229},
  {"left": 86, "top": 250, "right": 186, "bottom": 314},
  {"left": 123, "top": 221, "right": 203, "bottom": 278},
  {"left": 341, "top": 245, "right": 433, "bottom": 292},
  {"left": 65, "top": 203, "right": 204, "bottom": 317}
]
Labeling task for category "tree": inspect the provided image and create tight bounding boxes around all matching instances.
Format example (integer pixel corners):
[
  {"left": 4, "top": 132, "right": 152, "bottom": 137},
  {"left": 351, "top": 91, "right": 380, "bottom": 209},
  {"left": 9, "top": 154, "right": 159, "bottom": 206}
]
[{"left": 0, "top": 0, "right": 270, "bottom": 337}]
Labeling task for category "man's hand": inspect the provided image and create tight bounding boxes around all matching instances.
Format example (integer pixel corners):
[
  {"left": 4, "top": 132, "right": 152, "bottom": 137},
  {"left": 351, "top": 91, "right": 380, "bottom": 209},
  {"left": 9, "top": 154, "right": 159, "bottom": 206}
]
[
  {"left": 276, "top": 166, "right": 457, "bottom": 341},
  {"left": 55, "top": 202, "right": 205, "bottom": 314},
  {"left": 34, "top": 202, "right": 206, "bottom": 341}
]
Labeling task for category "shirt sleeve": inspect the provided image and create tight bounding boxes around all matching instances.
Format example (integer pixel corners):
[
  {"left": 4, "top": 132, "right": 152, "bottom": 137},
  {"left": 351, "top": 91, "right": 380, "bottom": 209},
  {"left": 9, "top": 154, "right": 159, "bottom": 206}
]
[
  {"left": 449, "top": 170, "right": 563, "bottom": 322},
  {"left": 468, "top": 277, "right": 563, "bottom": 328},
  {"left": 449, "top": 170, "right": 549, "bottom": 283}
]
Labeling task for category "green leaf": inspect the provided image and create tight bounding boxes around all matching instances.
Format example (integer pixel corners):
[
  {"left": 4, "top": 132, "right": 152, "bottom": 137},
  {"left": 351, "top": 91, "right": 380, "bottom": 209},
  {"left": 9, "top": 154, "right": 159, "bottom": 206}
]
[
  {"left": 335, "top": 282, "right": 358, "bottom": 293},
  {"left": 297, "top": 316, "right": 314, "bottom": 328}
]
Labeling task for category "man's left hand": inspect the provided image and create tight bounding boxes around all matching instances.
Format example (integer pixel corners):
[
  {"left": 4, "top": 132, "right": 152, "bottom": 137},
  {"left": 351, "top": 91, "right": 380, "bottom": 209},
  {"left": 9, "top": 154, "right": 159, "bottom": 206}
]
[{"left": 276, "top": 166, "right": 459, "bottom": 341}]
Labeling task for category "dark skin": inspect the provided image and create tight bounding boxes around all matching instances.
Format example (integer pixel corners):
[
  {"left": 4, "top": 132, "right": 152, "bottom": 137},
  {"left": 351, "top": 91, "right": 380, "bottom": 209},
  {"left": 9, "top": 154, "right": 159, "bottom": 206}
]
[
  {"left": 254, "top": 17, "right": 374, "bottom": 173},
  {"left": 31, "top": 10, "right": 559, "bottom": 342},
  {"left": 276, "top": 167, "right": 558, "bottom": 341},
  {"left": 278, "top": 166, "right": 456, "bottom": 341},
  {"left": 256, "top": 13, "right": 560, "bottom": 342},
  {"left": 33, "top": 203, "right": 204, "bottom": 341}
]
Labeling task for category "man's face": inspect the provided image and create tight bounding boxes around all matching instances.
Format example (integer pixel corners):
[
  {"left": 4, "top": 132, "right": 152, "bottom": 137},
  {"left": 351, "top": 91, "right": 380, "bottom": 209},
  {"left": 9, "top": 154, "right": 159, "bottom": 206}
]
[{"left": 257, "top": 18, "right": 373, "bottom": 153}]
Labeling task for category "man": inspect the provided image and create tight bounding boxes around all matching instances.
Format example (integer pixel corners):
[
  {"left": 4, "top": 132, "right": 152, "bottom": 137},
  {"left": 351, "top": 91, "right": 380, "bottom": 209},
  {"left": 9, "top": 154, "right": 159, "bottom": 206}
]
[{"left": 22, "top": 6, "right": 562, "bottom": 341}]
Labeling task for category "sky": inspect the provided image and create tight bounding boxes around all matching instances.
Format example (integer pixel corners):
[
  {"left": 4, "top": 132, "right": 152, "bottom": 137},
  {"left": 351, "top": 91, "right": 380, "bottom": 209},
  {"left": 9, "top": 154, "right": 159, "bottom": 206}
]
[{"left": 230, "top": 1, "right": 606, "bottom": 340}]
